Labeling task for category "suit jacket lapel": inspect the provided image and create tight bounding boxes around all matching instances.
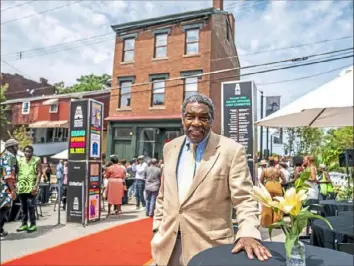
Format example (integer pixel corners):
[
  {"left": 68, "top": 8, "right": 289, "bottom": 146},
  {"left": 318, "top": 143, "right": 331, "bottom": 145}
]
[
  {"left": 180, "top": 132, "right": 221, "bottom": 206},
  {"left": 168, "top": 136, "right": 186, "bottom": 207}
]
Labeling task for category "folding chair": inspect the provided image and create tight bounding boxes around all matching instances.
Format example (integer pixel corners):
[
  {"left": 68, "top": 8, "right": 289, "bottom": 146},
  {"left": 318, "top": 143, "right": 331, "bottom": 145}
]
[
  {"left": 35, "top": 188, "right": 43, "bottom": 219},
  {"left": 305, "top": 204, "right": 326, "bottom": 236},
  {"left": 335, "top": 240, "right": 354, "bottom": 255}
]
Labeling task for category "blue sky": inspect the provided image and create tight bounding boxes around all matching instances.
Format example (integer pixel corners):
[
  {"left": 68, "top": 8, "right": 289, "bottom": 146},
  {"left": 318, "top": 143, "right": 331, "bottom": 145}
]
[{"left": 1, "top": 0, "right": 353, "bottom": 154}]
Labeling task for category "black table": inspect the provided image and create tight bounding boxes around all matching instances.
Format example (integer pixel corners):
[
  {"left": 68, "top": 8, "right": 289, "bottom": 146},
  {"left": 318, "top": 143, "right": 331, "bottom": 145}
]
[
  {"left": 188, "top": 242, "right": 354, "bottom": 266},
  {"left": 319, "top": 200, "right": 353, "bottom": 216},
  {"left": 311, "top": 215, "right": 354, "bottom": 249}
]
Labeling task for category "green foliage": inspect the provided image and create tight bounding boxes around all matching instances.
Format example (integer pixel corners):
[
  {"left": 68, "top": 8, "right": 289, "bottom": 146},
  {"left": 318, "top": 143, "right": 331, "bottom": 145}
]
[
  {"left": 317, "top": 127, "right": 354, "bottom": 171},
  {"left": 8, "top": 125, "right": 32, "bottom": 150},
  {"left": 55, "top": 74, "right": 111, "bottom": 94},
  {"left": 0, "top": 82, "right": 10, "bottom": 133},
  {"left": 336, "top": 186, "right": 354, "bottom": 201},
  {"left": 284, "top": 127, "right": 324, "bottom": 156}
]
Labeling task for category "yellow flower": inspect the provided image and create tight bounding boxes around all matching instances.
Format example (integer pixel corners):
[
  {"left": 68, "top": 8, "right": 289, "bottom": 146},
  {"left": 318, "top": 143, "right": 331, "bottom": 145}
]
[
  {"left": 250, "top": 183, "right": 278, "bottom": 208},
  {"left": 274, "top": 188, "right": 308, "bottom": 216}
]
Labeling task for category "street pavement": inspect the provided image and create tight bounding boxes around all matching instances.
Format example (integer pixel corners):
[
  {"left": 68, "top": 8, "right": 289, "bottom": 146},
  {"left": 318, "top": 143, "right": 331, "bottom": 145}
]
[{"left": 1, "top": 200, "right": 286, "bottom": 265}]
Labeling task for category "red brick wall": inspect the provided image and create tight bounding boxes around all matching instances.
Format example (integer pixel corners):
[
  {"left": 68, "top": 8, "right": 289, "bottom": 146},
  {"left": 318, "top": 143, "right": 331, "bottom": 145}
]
[
  {"left": 209, "top": 13, "right": 240, "bottom": 134},
  {"left": 109, "top": 20, "right": 212, "bottom": 119},
  {"left": 11, "top": 99, "right": 71, "bottom": 125},
  {"left": 10, "top": 93, "right": 110, "bottom": 128}
]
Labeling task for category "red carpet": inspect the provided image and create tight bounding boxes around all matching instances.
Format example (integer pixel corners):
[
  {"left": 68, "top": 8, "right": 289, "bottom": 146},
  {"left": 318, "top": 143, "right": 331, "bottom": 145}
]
[{"left": 4, "top": 218, "right": 153, "bottom": 266}]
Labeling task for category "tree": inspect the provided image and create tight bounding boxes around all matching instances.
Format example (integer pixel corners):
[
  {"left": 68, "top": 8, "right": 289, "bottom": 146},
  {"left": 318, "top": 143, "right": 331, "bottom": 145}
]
[
  {"left": 317, "top": 127, "right": 354, "bottom": 171},
  {"left": 283, "top": 127, "right": 324, "bottom": 156},
  {"left": 56, "top": 74, "right": 111, "bottom": 94},
  {"left": 0, "top": 82, "right": 10, "bottom": 134},
  {"left": 8, "top": 125, "right": 32, "bottom": 150}
]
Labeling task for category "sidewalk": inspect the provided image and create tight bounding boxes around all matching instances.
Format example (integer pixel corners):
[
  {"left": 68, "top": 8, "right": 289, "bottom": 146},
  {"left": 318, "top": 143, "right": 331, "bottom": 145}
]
[{"left": 1, "top": 202, "right": 147, "bottom": 263}]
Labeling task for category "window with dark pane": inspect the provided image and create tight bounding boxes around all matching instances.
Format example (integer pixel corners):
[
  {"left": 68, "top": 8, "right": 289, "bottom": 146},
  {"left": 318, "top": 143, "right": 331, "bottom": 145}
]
[
  {"left": 123, "top": 38, "right": 135, "bottom": 62},
  {"left": 114, "top": 128, "right": 132, "bottom": 139},
  {"left": 184, "top": 76, "right": 198, "bottom": 99},
  {"left": 154, "top": 33, "right": 167, "bottom": 58},
  {"left": 152, "top": 79, "right": 165, "bottom": 106},
  {"left": 119, "top": 81, "right": 132, "bottom": 108},
  {"left": 186, "top": 29, "right": 199, "bottom": 55}
]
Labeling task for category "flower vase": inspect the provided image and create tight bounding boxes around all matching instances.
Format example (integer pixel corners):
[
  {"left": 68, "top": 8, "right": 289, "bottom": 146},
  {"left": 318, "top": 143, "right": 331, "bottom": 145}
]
[{"left": 286, "top": 240, "right": 306, "bottom": 266}]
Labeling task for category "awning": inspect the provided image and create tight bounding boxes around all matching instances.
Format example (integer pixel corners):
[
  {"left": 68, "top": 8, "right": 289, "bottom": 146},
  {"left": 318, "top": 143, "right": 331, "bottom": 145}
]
[
  {"left": 105, "top": 115, "right": 180, "bottom": 121},
  {"left": 29, "top": 120, "right": 68, "bottom": 128},
  {"left": 43, "top": 99, "right": 59, "bottom": 105}
]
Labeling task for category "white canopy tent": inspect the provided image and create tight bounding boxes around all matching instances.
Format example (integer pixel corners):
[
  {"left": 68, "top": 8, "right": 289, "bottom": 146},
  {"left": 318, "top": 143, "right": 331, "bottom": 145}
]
[
  {"left": 256, "top": 66, "right": 354, "bottom": 128},
  {"left": 51, "top": 149, "right": 68, "bottom": 160}
]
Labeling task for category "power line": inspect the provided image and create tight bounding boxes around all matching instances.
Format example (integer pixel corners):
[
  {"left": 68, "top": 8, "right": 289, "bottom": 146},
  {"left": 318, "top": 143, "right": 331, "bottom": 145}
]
[
  {"left": 3, "top": 45, "right": 351, "bottom": 93},
  {"left": 1, "top": 1, "right": 36, "bottom": 12},
  {"left": 2, "top": 32, "right": 351, "bottom": 62},
  {"left": 257, "top": 64, "right": 353, "bottom": 86},
  {"left": 1, "top": 60, "right": 36, "bottom": 81},
  {"left": 3, "top": 53, "right": 352, "bottom": 104},
  {"left": 1, "top": 1, "right": 81, "bottom": 25},
  {"left": 212, "top": 36, "right": 354, "bottom": 61},
  {"left": 2, "top": 48, "right": 352, "bottom": 97}
]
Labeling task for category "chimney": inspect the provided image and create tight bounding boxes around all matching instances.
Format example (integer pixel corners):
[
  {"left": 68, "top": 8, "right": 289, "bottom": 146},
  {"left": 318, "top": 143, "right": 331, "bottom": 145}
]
[
  {"left": 40, "top": 77, "right": 48, "bottom": 85},
  {"left": 213, "top": 0, "right": 223, "bottom": 10},
  {"left": 228, "top": 13, "right": 235, "bottom": 38}
]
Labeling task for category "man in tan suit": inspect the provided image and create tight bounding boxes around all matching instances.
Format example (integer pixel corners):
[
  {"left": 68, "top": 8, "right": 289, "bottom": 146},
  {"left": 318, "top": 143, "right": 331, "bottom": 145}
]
[{"left": 151, "top": 94, "right": 271, "bottom": 265}]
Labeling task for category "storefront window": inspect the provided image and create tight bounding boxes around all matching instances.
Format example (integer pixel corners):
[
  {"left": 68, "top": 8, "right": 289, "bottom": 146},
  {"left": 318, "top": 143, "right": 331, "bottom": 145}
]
[{"left": 114, "top": 128, "right": 132, "bottom": 139}]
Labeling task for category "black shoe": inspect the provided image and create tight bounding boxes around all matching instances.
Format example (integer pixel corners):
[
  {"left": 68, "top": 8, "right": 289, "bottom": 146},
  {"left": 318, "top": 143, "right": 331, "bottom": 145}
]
[
  {"left": 146, "top": 212, "right": 149, "bottom": 216},
  {"left": 0, "top": 231, "right": 8, "bottom": 237}
]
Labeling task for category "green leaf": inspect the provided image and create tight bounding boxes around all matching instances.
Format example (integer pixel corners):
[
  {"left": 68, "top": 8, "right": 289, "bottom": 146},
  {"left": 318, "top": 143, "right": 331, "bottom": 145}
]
[
  {"left": 268, "top": 220, "right": 287, "bottom": 241},
  {"left": 302, "top": 211, "right": 333, "bottom": 230}
]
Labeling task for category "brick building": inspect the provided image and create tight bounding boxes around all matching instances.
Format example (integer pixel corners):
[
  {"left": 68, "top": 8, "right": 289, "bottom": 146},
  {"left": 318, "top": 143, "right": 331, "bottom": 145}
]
[
  {"left": 2, "top": 89, "right": 110, "bottom": 158},
  {"left": 1, "top": 73, "right": 55, "bottom": 100},
  {"left": 1, "top": 73, "right": 56, "bottom": 138},
  {"left": 106, "top": 0, "right": 240, "bottom": 160}
]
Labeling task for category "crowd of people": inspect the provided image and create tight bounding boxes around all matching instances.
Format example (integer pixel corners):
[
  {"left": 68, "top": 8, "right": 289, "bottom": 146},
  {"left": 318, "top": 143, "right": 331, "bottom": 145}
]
[
  {"left": 101, "top": 153, "right": 163, "bottom": 219},
  {"left": 257, "top": 155, "right": 335, "bottom": 227}
]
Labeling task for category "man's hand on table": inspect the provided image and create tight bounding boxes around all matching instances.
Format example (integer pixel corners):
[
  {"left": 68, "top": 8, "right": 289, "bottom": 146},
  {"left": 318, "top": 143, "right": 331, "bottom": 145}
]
[{"left": 232, "top": 237, "right": 272, "bottom": 261}]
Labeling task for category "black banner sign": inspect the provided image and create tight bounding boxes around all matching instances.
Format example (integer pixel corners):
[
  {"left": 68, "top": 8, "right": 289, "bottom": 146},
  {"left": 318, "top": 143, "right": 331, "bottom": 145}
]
[
  {"left": 67, "top": 99, "right": 103, "bottom": 225},
  {"left": 221, "top": 81, "right": 257, "bottom": 182},
  {"left": 66, "top": 162, "right": 86, "bottom": 223}
]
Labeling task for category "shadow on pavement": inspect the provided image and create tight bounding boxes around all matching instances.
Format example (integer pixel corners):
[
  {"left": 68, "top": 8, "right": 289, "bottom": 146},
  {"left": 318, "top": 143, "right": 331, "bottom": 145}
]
[
  {"left": 2, "top": 224, "right": 61, "bottom": 241},
  {"left": 98, "top": 214, "right": 139, "bottom": 224}
]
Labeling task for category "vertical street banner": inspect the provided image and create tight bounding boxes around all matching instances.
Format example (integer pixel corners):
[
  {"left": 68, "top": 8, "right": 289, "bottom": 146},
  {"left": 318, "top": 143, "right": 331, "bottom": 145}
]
[
  {"left": 265, "top": 96, "right": 280, "bottom": 117},
  {"left": 221, "top": 81, "right": 258, "bottom": 183},
  {"left": 67, "top": 99, "right": 103, "bottom": 224},
  {"left": 87, "top": 100, "right": 103, "bottom": 222}
]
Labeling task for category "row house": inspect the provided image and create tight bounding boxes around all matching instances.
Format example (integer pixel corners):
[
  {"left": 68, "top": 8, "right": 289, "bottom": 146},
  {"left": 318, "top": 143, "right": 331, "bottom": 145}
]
[
  {"left": 106, "top": 0, "right": 240, "bottom": 160},
  {"left": 1, "top": 73, "right": 56, "bottom": 138},
  {"left": 2, "top": 89, "right": 110, "bottom": 160}
]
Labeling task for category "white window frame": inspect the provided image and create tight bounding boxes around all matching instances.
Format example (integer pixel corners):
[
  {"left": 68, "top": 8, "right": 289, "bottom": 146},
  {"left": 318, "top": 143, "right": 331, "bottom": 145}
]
[
  {"left": 152, "top": 79, "right": 165, "bottom": 106},
  {"left": 185, "top": 29, "right": 200, "bottom": 55},
  {"left": 184, "top": 76, "right": 198, "bottom": 99},
  {"left": 49, "top": 103, "right": 58, "bottom": 113},
  {"left": 22, "top": 101, "right": 30, "bottom": 114}
]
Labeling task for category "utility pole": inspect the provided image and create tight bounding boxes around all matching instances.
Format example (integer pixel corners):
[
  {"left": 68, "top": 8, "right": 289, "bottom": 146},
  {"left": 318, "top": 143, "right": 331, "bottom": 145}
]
[{"left": 260, "top": 91, "right": 264, "bottom": 159}]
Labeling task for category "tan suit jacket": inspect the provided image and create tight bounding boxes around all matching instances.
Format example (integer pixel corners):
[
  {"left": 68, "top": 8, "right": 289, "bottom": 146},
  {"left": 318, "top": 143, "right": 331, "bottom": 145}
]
[{"left": 151, "top": 132, "right": 261, "bottom": 265}]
